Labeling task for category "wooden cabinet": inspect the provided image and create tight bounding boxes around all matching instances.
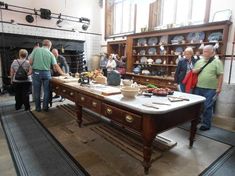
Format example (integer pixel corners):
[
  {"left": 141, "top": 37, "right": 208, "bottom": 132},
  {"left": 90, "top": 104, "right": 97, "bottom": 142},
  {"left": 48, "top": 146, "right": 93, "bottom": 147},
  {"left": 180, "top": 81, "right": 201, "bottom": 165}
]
[
  {"left": 107, "top": 40, "right": 126, "bottom": 56},
  {"left": 126, "top": 21, "right": 231, "bottom": 89}
]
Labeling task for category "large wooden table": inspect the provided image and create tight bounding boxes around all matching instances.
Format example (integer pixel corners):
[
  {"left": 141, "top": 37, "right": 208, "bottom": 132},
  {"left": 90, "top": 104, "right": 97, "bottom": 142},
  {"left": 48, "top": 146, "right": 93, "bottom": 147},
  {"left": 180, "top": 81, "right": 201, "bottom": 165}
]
[{"left": 51, "top": 77, "right": 205, "bottom": 174}]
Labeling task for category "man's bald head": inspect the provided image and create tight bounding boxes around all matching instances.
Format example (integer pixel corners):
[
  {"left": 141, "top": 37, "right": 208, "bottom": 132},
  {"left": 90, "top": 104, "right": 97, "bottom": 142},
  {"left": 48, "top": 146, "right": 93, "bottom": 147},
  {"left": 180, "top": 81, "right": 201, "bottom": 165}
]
[{"left": 52, "top": 48, "right": 59, "bottom": 57}]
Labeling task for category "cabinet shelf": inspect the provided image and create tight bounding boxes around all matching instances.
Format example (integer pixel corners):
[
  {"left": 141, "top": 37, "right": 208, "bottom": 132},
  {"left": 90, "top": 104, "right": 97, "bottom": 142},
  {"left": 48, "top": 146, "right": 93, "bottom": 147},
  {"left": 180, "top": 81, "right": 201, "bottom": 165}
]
[
  {"left": 167, "top": 41, "right": 223, "bottom": 47},
  {"left": 133, "top": 63, "right": 177, "bottom": 67},
  {"left": 133, "top": 54, "right": 179, "bottom": 57},
  {"left": 132, "top": 41, "right": 223, "bottom": 48},
  {"left": 126, "top": 72, "right": 174, "bottom": 81},
  {"left": 127, "top": 21, "right": 231, "bottom": 89},
  {"left": 133, "top": 45, "right": 160, "bottom": 48}
]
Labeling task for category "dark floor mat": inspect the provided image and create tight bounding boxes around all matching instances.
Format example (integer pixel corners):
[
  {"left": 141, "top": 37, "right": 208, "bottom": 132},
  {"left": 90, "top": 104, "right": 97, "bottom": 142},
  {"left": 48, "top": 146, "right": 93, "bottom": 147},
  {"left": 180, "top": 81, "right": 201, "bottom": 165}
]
[
  {"left": 200, "top": 147, "right": 235, "bottom": 176},
  {"left": 180, "top": 122, "right": 235, "bottom": 176},
  {"left": 180, "top": 122, "right": 235, "bottom": 146},
  {"left": 0, "top": 105, "right": 89, "bottom": 176}
]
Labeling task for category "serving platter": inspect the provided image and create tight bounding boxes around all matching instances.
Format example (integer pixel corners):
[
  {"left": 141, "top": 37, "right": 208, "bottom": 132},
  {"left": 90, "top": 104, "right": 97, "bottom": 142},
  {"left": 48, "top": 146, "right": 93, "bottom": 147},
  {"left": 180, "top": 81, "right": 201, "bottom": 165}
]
[
  {"left": 187, "top": 32, "right": 205, "bottom": 42},
  {"left": 208, "top": 32, "right": 223, "bottom": 42},
  {"left": 148, "top": 37, "right": 158, "bottom": 46}
]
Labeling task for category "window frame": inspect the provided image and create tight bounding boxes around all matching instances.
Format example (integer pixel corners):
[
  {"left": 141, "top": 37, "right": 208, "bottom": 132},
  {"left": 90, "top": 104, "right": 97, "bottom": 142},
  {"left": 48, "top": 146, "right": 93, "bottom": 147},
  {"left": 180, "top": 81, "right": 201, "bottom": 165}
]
[
  {"left": 159, "top": 0, "right": 211, "bottom": 26},
  {"left": 105, "top": 0, "right": 136, "bottom": 39}
]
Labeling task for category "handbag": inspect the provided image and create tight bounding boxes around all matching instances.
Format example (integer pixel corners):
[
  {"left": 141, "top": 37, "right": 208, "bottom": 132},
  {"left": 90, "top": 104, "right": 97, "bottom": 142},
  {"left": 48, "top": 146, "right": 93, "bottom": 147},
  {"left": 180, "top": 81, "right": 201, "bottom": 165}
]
[{"left": 182, "top": 57, "right": 214, "bottom": 92}]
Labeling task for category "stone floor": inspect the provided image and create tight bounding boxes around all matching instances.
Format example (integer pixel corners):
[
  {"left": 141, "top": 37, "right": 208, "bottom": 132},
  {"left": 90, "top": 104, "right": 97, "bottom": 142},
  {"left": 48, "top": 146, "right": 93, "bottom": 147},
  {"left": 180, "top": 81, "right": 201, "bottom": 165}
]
[
  {"left": 0, "top": 124, "right": 17, "bottom": 176},
  {"left": 0, "top": 94, "right": 234, "bottom": 176},
  {"left": 31, "top": 102, "right": 230, "bottom": 176}
]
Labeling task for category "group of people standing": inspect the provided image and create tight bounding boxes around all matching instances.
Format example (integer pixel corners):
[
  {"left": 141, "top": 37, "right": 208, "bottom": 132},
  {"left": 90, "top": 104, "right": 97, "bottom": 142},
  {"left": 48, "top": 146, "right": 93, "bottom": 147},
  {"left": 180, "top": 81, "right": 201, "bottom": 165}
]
[
  {"left": 10, "top": 42, "right": 223, "bottom": 131},
  {"left": 100, "top": 53, "right": 126, "bottom": 76},
  {"left": 174, "top": 45, "right": 223, "bottom": 131},
  {"left": 10, "top": 39, "right": 68, "bottom": 112}
]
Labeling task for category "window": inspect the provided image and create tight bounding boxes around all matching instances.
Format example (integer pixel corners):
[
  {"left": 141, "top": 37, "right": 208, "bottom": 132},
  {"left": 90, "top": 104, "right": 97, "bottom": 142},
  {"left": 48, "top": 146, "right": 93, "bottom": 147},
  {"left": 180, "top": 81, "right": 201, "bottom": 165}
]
[
  {"left": 176, "top": 0, "right": 190, "bottom": 24},
  {"left": 161, "top": 0, "right": 177, "bottom": 25},
  {"left": 105, "top": 0, "right": 155, "bottom": 37},
  {"left": 160, "top": 0, "right": 209, "bottom": 26},
  {"left": 113, "top": 0, "right": 135, "bottom": 35},
  {"left": 191, "top": 0, "right": 207, "bottom": 24}
]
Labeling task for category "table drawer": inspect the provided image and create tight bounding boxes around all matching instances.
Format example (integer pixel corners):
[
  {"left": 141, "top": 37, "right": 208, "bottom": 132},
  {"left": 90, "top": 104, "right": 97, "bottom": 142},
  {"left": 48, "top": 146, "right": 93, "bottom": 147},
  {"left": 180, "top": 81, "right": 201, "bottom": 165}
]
[
  {"left": 52, "top": 84, "right": 61, "bottom": 94},
  {"left": 59, "top": 87, "right": 77, "bottom": 101},
  {"left": 77, "top": 94, "right": 101, "bottom": 114},
  {"left": 101, "top": 103, "right": 142, "bottom": 131}
]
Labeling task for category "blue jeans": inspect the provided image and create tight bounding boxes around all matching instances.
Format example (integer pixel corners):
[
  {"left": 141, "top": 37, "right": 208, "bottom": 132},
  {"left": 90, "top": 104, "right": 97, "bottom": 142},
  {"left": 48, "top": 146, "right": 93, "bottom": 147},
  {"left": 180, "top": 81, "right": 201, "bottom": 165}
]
[
  {"left": 178, "top": 83, "right": 185, "bottom": 92},
  {"left": 194, "top": 87, "right": 216, "bottom": 128},
  {"left": 32, "top": 70, "right": 51, "bottom": 111}
]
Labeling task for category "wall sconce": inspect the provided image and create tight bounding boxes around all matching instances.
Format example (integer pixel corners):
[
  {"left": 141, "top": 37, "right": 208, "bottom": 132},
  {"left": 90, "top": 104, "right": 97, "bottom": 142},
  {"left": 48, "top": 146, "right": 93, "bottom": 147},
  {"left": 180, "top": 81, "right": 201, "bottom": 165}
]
[
  {"left": 56, "top": 19, "right": 63, "bottom": 27},
  {"left": 40, "top": 8, "right": 51, "bottom": 20},
  {"left": 10, "top": 19, "right": 17, "bottom": 25},
  {"left": 25, "top": 14, "right": 34, "bottom": 23},
  {"left": 80, "top": 17, "right": 90, "bottom": 31},
  {"left": 56, "top": 13, "right": 63, "bottom": 27},
  {"left": 82, "top": 23, "right": 89, "bottom": 31}
]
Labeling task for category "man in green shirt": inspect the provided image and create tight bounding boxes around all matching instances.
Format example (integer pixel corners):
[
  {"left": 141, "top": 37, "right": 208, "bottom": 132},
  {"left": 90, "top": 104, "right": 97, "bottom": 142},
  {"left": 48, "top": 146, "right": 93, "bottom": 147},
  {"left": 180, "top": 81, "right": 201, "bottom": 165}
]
[
  {"left": 193, "top": 45, "right": 223, "bottom": 131},
  {"left": 29, "top": 39, "right": 65, "bottom": 112}
]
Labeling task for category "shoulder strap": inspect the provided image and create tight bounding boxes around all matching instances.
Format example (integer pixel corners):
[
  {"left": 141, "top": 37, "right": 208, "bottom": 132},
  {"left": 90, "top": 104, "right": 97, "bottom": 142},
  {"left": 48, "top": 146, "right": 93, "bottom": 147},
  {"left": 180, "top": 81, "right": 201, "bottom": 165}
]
[
  {"left": 198, "top": 57, "right": 215, "bottom": 75},
  {"left": 16, "top": 59, "right": 26, "bottom": 67}
]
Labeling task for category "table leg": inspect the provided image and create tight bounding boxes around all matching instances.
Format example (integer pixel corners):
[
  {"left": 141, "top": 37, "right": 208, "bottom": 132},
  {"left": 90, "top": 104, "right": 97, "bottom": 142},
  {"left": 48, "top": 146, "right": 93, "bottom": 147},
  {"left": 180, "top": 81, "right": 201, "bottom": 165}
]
[
  {"left": 189, "top": 118, "right": 198, "bottom": 148},
  {"left": 142, "top": 115, "right": 156, "bottom": 174},
  {"left": 75, "top": 103, "right": 83, "bottom": 127},
  {"left": 189, "top": 104, "right": 201, "bottom": 148}
]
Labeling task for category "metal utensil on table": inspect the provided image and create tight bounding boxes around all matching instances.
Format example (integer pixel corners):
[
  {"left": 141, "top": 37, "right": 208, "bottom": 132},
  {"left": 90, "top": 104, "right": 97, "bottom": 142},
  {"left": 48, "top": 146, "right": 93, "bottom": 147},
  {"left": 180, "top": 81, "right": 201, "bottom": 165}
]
[
  {"left": 152, "top": 102, "right": 171, "bottom": 106},
  {"left": 168, "top": 96, "right": 190, "bottom": 102},
  {"left": 142, "top": 104, "right": 159, "bottom": 109}
]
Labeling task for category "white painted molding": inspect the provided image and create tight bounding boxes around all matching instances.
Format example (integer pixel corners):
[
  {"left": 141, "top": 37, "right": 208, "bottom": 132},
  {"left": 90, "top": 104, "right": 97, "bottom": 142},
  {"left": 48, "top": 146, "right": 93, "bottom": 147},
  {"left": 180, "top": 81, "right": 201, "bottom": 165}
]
[{"left": 0, "top": 23, "right": 86, "bottom": 41}]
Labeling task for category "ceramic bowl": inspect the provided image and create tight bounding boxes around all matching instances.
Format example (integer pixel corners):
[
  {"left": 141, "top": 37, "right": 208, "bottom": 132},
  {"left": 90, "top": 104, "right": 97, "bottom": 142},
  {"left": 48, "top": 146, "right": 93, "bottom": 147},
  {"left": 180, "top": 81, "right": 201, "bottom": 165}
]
[
  {"left": 121, "top": 87, "right": 139, "bottom": 98},
  {"left": 122, "top": 79, "right": 133, "bottom": 86}
]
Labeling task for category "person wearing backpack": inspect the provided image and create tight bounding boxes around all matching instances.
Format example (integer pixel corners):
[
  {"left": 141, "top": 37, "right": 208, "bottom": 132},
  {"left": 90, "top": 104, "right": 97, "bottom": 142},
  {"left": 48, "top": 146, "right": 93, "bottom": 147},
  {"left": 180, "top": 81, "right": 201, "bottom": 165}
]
[{"left": 10, "top": 49, "right": 32, "bottom": 111}]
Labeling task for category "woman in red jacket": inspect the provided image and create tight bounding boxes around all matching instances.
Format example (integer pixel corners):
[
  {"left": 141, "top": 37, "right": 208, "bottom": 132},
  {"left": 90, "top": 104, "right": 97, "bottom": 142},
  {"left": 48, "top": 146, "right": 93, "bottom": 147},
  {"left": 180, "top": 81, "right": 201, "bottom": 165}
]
[{"left": 174, "top": 47, "right": 198, "bottom": 92}]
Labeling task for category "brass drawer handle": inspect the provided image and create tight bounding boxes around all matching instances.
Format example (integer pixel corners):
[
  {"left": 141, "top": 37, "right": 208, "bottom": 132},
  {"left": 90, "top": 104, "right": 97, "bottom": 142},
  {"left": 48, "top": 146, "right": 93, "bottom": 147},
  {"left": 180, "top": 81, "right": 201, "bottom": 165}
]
[
  {"left": 80, "top": 97, "right": 85, "bottom": 101},
  {"left": 92, "top": 102, "right": 97, "bottom": 107},
  {"left": 70, "top": 92, "right": 74, "bottom": 96},
  {"left": 55, "top": 86, "right": 59, "bottom": 90},
  {"left": 125, "top": 115, "right": 134, "bottom": 123},
  {"left": 146, "top": 79, "right": 149, "bottom": 82},
  {"left": 106, "top": 108, "right": 112, "bottom": 115},
  {"left": 62, "top": 89, "right": 66, "bottom": 93}
]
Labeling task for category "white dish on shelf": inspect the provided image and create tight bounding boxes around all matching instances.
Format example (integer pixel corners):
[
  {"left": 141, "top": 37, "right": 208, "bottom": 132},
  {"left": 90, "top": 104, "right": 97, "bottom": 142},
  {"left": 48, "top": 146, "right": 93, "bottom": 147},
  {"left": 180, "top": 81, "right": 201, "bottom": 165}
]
[
  {"left": 139, "top": 50, "right": 146, "bottom": 55},
  {"left": 137, "top": 38, "right": 147, "bottom": 46},
  {"left": 147, "top": 58, "right": 154, "bottom": 64},
  {"left": 159, "top": 35, "right": 168, "bottom": 44},
  {"left": 148, "top": 37, "right": 158, "bottom": 46},
  {"left": 140, "top": 56, "right": 148, "bottom": 63},
  {"left": 155, "top": 58, "right": 162, "bottom": 64},
  {"left": 148, "top": 48, "right": 157, "bottom": 55}
]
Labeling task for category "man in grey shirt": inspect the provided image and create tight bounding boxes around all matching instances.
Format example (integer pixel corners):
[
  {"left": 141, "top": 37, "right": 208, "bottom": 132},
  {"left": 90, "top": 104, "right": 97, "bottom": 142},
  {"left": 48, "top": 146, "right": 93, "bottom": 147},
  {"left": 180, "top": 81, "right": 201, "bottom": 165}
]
[{"left": 52, "top": 49, "right": 69, "bottom": 74}]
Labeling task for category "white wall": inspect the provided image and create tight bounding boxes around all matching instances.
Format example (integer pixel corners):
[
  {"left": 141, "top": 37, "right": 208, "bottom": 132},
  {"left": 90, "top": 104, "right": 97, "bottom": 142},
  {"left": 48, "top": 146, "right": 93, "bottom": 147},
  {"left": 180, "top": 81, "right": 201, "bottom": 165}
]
[
  {"left": 0, "top": 0, "right": 103, "bottom": 70},
  {"left": 210, "top": 0, "right": 235, "bottom": 84}
]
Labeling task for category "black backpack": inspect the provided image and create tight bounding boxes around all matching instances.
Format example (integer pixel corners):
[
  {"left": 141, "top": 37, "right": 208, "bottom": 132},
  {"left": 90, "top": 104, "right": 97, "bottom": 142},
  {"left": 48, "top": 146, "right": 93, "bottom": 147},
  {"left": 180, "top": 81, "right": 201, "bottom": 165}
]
[{"left": 15, "top": 60, "right": 28, "bottom": 80}]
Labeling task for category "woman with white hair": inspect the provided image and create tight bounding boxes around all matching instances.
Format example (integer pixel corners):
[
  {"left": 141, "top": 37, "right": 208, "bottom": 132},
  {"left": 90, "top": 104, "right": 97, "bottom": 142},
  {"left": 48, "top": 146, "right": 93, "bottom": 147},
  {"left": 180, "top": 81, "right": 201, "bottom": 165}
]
[
  {"left": 106, "top": 53, "right": 117, "bottom": 72},
  {"left": 174, "top": 47, "right": 198, "bottom": 92},
  {"left": 10, "top": 49, "right": 32, "bottom": 110}
]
